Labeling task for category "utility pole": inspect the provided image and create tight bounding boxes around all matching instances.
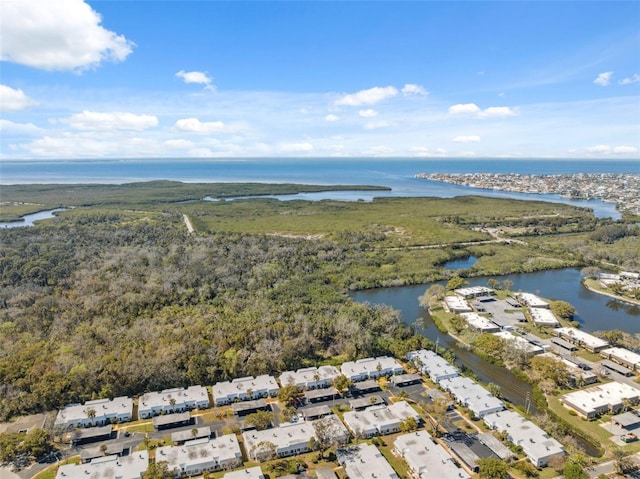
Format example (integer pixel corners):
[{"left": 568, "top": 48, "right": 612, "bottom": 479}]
[{"left": 525, "top": 392, "right": 531, "bottom": 416}]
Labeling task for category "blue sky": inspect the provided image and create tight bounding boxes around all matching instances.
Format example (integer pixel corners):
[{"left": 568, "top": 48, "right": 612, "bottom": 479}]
[{"left": 1, "top": 1, "right": 639, "bottom": 159}]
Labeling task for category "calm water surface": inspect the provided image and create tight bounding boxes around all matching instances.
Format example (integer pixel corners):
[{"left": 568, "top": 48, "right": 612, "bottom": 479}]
[{"left": 0, "top": 208, "right": 67, "bottom": 229}]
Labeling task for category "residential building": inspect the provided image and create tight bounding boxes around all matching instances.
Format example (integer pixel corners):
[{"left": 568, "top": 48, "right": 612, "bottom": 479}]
[
  {"left": 54, "top": 397, "right": 133, "bottom": 429},
  {"left": 213, "top": 376, "right": 280, "bottom": 406},
  {"left": 461, "top": 312, "right": 499, "bottom": 333},
  {"left": 443, "top": 296, "right": 473, "bottom": 313},
  {"left": 342, "top": 401, "right": 421, "bottom": 438},
  {"left": 407, "top": 349, "right": 459, "bottom": 384},
  {"left": 138, "top": 386, "right": 210, "bottom": 419},
  {"left": 394, "top": 431, "right": 471, "bottom": 479},
  {"left": 340, "top": 357, "right": 404, "bottom": 382},
  {"left": 601, "top": 347, "right": 640, "bottom": 371},
  {"left": 454, "top": 287, "right": 495, "bottom": 299},
  {"left": 243, "top": 415, "right": 349, "bottom": 461},
  {"left": 483, "top": 410, "right": 564, "bottom": 467},
  {"left": 155, "top": 435, "right": 243, "bottom": 477},
  {"left": 555, "top": 327, "right": 609, "bottom": 353},
  {"left": 515, "top": 292, "right": 550, "bottom": 309},
  {"left": 278, "top": 366, "right": 340, "bottom": 390},
  {"left": 55, "top": 451, "right": 148, "bottom": 479},
  {"left": 561, "top": 381, "right": 640, "bottom": 419},
  {"left": 337, "top": 444, "right": 398, "bottom": 479},
  {"left": 439, "top": 376, "right": 504, "bottom": 419},
  {"left": 528, "top": 308, "right": 559, "bottom": 327}
]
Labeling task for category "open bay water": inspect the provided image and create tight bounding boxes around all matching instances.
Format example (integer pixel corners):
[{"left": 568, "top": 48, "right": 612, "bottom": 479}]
[{"left": 1, "top": 157, "right": 638, "bottom": 218}]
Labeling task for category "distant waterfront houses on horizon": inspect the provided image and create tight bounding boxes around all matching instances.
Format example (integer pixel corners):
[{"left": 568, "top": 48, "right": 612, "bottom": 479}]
[{"left": 416, "top": 172, "right": 640, "bottom": 215}]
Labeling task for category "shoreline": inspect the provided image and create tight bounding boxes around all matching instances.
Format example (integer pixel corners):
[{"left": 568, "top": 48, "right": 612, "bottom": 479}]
[{"left": 581, "top": 280, "right": 640, "bottom": 307}]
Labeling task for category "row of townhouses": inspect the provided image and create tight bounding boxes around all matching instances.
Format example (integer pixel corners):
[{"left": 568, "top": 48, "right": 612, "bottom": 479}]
[{"left": 55, "top": 356, "right": 405, "bottom": 428}]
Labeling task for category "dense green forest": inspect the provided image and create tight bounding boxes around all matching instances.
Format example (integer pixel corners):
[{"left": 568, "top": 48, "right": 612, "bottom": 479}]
[
  {"left": 0, "top": 211, "right": 429, "bottom": 419},
  {"left": 1, "top": 182, "right": 638, "bottom": 420}
]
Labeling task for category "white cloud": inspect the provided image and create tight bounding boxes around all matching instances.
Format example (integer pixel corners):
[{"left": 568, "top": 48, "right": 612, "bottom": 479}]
[
  {"left": 453, "top": 135, "right": 480, "bottom": 143},
  {"left": 583, "top": 144, "right": 638, "bottom": 156},
  {"left": 335, "top": 86, "right": 398, "bottom": 106},
  {"left": 164, "top": 139, "right": 194, "bottom": 149},
  {"left": 619, "top": 74, "right": 640, "bottom": 85},
  {"left": 359, "top": 109, "right": 378, "bottom": 118},
  {"left": 613, "top": 145, "right": 638, "bottom": 154},
  {"left": 0, "top": 119, "right": 43, "bottom": 135},
  {"left": 279, "top": 142, "right": 314, "bottom": 152},
  {"left": 62, "top": 111, "right": 158, "bottom": 131},
  {"left": 593, "top": 72, "right": 613, "bottom": 86},
  {"left": 0, "top": 0, "right": 133, "bottom": 71},
  {"left": 477, "top": 107, "right": 517, "bottom": 119},
  {"left": 448, "top": 103, "right": 516, "bottom": 119},
  {"left": 401, "top": 84, "right": 428, "bottom": 96},
  {"left": 325, "top": 114, "right": 340, "bottom": 122},
  {"left": 0, "top": 84, "right": 38, "bottom": 112},
  {"left": 448, "top": 103, "right": 481, "bottom": 114},
  {"left": 586, "top": 144, "right": 612, "bottom": 154},
  {"left": 366, "top": 145, "right": 393, "bottom": 155},
  {"left": 364, "top": 121, "right": 391, "bottom": 130},
  {"left": 174, "top": 117, "right": 239, "bottom": 134},
  {"left": 176, "top": 70, "right": 215, "bottom": 90}
]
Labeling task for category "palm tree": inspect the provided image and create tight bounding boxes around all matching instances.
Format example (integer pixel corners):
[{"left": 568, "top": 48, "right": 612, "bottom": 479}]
[{"left": 85, "top": 407, "right": 97, "bottom": 426}]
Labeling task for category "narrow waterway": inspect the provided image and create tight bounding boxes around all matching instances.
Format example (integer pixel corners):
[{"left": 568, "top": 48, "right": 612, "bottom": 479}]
[
  {"left": 351, "top": 285, "right": 537, "bottom": 412},
  {"left": 0, "top": 208, "right": 67, "bottom": 229}
]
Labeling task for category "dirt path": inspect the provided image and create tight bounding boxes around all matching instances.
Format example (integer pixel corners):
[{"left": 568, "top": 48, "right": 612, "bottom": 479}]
[{"left": 183, "top": 214, "right": 194, "bottom": 233}]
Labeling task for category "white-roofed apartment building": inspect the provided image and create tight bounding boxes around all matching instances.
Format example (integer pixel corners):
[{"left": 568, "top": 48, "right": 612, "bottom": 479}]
[{"left": 138, "top": 386, "right": 210, "bottom": 419}]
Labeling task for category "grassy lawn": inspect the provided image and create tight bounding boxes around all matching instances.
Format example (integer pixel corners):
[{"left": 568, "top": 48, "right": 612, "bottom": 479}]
[
  {"left": 199, "top": 408, "right": 232, "bottom": 423},
  {"left": 547, "top": 396, "right": 640, "bottom": 457},
  {"left": 375, "top": 436, "right": 412, "bottom": 479},
  {"left": 32, "top": 456, "right": 81, "bottom": 479},
  {"left": 584, "top": 278, "right": 640, "bottom": 305},
  {"left": 118, "top": 420, "right": 154, "bottom": 433}
]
